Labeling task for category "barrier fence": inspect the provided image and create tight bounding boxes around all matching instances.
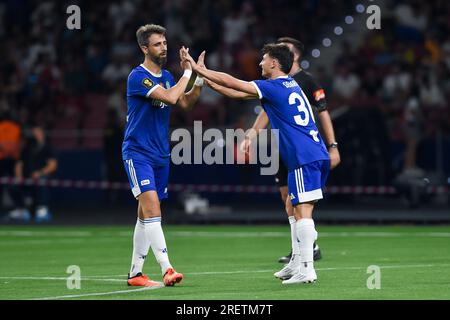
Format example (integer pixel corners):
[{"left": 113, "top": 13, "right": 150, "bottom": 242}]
[{"left": 0, "top": 177, "right": 448, "bottom": 195}]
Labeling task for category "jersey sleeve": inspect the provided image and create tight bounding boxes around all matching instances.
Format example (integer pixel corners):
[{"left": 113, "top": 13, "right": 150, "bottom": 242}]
[
  {"left": 308, "top": 77, "right": 327, "bottom": 112},
  {"left": 167, "top": 71, "right": 176, "bottom": 88},
  {"left": 127, "top": 71, "right": 160, "bottom": 98},
  {"left": 251, "top": 79, "right": 275, "bottom": 101}
]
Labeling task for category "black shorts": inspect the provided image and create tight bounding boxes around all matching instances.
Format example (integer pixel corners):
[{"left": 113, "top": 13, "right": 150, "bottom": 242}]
[{"left": 274, "top": 157, "right": 288, "bottom": 187}]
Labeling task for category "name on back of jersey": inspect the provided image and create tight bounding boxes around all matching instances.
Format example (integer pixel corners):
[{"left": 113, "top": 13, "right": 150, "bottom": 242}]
[{"left": 282, "top": 80, "right": 298, "bottom": 88}]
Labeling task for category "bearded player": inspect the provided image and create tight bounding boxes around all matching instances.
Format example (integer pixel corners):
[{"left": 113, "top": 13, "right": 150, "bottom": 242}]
[{"left": 123, "top": 24, "right": 205, "bottom": 287}]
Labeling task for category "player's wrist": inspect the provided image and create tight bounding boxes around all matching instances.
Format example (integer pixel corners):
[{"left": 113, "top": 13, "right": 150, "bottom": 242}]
[
  {"left": 194, "top": 76, "right": 204, "bottom": 87},
  {"left": 328, "top": 142, "right": 338, "bottom": 149},
  {"left": 182, "top": 69, "right": 193, "bottom": 79}
]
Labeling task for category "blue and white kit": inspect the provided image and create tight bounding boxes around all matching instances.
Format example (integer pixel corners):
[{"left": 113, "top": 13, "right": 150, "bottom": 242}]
[
  {"left": 252, "top": 76, "right": 330, "bottom": 205},
  {"left": 122, "top": 64, "right": 175, "bottom": 200}
]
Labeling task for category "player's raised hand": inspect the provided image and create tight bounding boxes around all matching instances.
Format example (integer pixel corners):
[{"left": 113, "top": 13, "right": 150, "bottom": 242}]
[
  {"left": 179, "top": 46, "right": 192, "bottom": 70},
  {"left": 197, "top": 51, "right": 206, "bottom": 70},
  {"left": 181, "top": 47, "right": 197, "bottom": 70}
]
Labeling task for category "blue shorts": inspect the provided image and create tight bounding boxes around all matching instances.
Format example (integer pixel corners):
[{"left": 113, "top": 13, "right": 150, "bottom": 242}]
[
  {"left": 123, "top": 158, "right": 169, "bottom": 201},
  {"left": 287, "top": 160, "right": 330, "bottom": 206}
]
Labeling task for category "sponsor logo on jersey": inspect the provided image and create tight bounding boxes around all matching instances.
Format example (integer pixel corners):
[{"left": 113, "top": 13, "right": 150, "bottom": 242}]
[
  {"left": 140, "top": 179, "right": 150, "bottom": 186},
  {"left": 313, "top": 89, "right": 325, "bottom": 101},
  {"left": 142, "top": 78, "right": 154, "bottom": 89}
]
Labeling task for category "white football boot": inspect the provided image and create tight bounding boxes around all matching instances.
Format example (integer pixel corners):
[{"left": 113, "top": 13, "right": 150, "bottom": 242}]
[
  {"left": 274, "top": 257, "right": 299, "bottom": 280},
  {"left": 282, "top": 269, "right": 317, "bottom": 284}
]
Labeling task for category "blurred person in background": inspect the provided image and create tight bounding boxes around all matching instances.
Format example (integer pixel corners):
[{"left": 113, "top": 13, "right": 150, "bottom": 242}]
[
  {"left": 103, "top": 108, "right": 127, "bottom": 205},
  {"left": 7, "top": 124, "right": 57, "bottom": 223},
  {"left": 0, "top": 112, "right": 21, "bottom": 215}
]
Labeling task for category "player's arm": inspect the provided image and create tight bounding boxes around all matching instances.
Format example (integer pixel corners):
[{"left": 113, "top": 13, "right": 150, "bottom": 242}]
[
  {"left": 309, "top": 82, "right": 341, "bottom": 169},
  {"left": 150, "top": 47, "right": 193, "bottom": 106},
  {"left": 176, "top": 78, "right": 202, "bottom": 109},
  {"left": 247, "top": 110, "right": 269, "bottom": 139},
  {"left": 150, "top": 73, "right": 191, "bottom": 106},
  {"left": 177, "top": 51, "right": 206, "bottom": 110},
  {"left": 182, "top": 49, "right": 259, "bottom": 98},
  {"left": 239, "top": 109, "right": 270, "bottom": 153},
  {"left": 204, "top": 78, "right": 258, "bottom": 100}
]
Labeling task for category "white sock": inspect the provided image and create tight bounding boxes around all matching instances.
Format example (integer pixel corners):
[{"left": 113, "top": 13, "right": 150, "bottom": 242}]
[
  {"left": 142, "top": 217, "right": 172, "bottom": 275},
  {"left": 297, "top": 218, "right": 318, "bottom": 274},
  {"left": 129, "top": 219, "right": 151, "bottom": 277},
  {"left": 288, "top": 216, "right": 300, "bottom": 259}
]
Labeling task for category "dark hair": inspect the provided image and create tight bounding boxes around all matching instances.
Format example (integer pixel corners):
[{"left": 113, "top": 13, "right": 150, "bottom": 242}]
[
  {"left": 277, "top": 37, "right": 304, "bottom": 60},
  {"left": 136, "top": 24, "right": 166, "bottom": 47},
  {"left": 262, "top": 43, "right": 293, "bottom": 74}
]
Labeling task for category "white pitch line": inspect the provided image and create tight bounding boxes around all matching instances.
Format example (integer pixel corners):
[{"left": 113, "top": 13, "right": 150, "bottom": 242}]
[
  {"left": 0, "top": 231, "right": 92, "bottom": 237},
  {"left": 3, "top": 263, "right": 450, "bottom": 283},
  {"left": 0, "top": 276, "right": 124, "bottom": 282},
  {"left": 3, "top": 263, "right": 450, "bottom": 300},
  {"left": 7, "top": 263, "right": 450, "bottom": 281},
  {"left": 31, "top": 285, "right": 164, "bottom": 300}
]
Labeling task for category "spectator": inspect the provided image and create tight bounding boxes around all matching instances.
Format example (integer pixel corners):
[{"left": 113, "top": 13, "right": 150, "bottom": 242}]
[
  {"left": 332, "top": 64, "right": 360, "bottom": 103},
  {"left": 8, "top": 124, "right": 57, "bottom": 223}
]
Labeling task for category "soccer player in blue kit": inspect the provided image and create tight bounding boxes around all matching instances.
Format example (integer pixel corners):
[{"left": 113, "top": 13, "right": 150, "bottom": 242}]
[
  {"left": 123, "top": 24, "right": 205, "bottom": 287},
  {"left": 182, "top": 44, "right": 329, "bottom": 284}
]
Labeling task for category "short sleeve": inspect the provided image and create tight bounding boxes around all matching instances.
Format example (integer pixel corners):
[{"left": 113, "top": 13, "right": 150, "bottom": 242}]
[
  {"left": 251, "top": 79, "right": 275, "bottom": 100},
  {"left": 167, "top": 71, "right": 176, "bottom": 88},
  {"left": 127, "top": 71, "right": 160, "bottom": 97}
]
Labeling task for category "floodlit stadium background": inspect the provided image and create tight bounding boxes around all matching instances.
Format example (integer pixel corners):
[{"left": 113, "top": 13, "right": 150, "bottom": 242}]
[{"left": 0, "top": 0, "right": 449, "bottom": 224}]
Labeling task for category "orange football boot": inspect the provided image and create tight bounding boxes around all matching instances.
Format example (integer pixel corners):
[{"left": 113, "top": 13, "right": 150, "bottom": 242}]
[
  {"left": 127, "top": 273, "right": 161, "bottom": 287},
  {"left": 163, "top": 268, "right": 184, "bottom": 286}
]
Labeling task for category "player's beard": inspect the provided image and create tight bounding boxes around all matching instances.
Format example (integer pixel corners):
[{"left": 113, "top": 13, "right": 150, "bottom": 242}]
[{"left": 149, "top": 52, "right": 167, "bottom": 67}]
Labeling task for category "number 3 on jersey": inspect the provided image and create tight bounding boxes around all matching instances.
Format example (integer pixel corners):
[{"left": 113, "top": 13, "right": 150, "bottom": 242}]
[{"left": 289, "top": 92, "right": 320, "bottom": 142}]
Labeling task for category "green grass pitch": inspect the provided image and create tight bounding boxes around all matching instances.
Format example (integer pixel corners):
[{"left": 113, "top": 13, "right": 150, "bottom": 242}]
[{"left": 0, "top": 224, "right": 450, "bottom": 300}]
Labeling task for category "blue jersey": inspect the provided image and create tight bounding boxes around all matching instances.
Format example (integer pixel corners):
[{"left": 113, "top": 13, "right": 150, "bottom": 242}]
[
  {"left": 252, "top": 76, "right": 329, "bottom": 171},
  {"left": 122, "top": 64, "right": 176, "bottom": 165}
]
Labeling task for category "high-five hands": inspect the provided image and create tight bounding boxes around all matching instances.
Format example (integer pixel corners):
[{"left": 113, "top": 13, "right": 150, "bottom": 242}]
[
  {"left": 180, "top": 47, "right": 198, "bottom": 71},
  {"left": 179, "top": 46, "right": 192, "bottom": 70},
  {"left": 196, "top": 51, "right": 206, "bottom": 70}
]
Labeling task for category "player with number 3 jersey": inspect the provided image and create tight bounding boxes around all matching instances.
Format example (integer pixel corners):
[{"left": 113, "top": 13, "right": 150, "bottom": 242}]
[{"left": 182, "top": 43, "right": 328, "bottom": 284}]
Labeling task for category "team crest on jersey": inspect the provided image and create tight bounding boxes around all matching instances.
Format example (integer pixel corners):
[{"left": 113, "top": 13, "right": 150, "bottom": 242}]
[{"left": 142, "top": 78, "right": 154, "bottom": 89}]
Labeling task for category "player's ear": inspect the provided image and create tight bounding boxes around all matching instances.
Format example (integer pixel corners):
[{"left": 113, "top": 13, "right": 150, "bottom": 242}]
[
  {"left": 271, "top": 58, "right": 277, "bottom": 70},
  {"left": 140, "top": 46, "right": 148, "bottom": 55}
]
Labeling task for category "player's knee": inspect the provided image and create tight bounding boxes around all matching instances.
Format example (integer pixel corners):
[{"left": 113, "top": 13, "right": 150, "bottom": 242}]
[{"left": 140, "top": 200, "right": 161, "bottom": 217}]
